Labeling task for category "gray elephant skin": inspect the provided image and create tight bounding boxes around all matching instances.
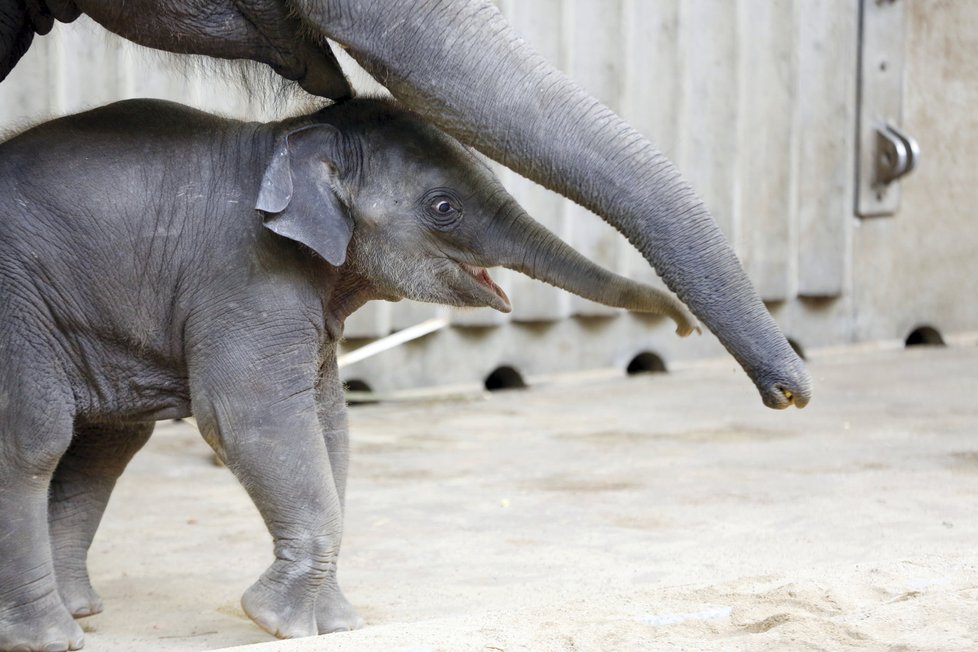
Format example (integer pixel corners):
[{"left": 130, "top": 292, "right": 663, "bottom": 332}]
[
  {"left": 1, "top": 0, "right": 812, "bottom": 410},
  {"left": 0, "top": 97, "right": 703, "bottom": 651}
]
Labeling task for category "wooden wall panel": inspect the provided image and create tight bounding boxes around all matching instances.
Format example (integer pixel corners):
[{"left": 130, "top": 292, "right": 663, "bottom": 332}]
[
  {"left": 0, "top": 26, "right": 60, "bottom": 126},
  {"left": 505, "top": 0, "right": 574, "bottom": 323},
  {"left": 620, "top": 0, "right": 681, "bottom": 289},
  {"left": 565, "top": 0, "right": 628, "bottom": 317},
  {"left": 736, "top": 0, "right": 797, "bottom": 301},
  {"left": 676, "top": 0, "right": 739, "bottom": 245},
  {"left": 0, "top": 2, "right": 909, "bottom": 391},
  {"left": 794, "top": 0, "right": 858, "bottom": 298}
]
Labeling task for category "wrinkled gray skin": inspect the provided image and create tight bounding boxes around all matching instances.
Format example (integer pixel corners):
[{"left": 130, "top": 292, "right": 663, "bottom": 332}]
[
  {"left": 0, "top": 97, "right": 699, "bottom": 651},
  {"left": 1, "top": 0, "right": 812, "bottom": 411}
]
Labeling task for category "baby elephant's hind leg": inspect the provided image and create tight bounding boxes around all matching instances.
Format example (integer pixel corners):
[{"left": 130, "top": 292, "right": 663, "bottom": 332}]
[
  {"left": 48, "top": 422, "right": 154, "bottom": 618},
  {"left": 0, "top": 365, "right": 83, "bottom": 651}
]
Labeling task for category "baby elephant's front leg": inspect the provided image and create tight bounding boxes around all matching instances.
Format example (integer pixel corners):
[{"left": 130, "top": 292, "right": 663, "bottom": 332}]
[
  {"left": 314, "top": 367, "right": 363, "bottom": 633},
  {"left": 193, "top": 351, "right": 343, "bottom": 639},
  {"left": 207, "top": 399, "right": 340, "bottom": 638}
]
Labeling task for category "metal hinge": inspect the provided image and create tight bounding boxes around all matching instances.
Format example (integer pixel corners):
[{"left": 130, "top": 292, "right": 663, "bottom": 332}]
[{"left": 856, "top": 0, "right": 921, "bottom": 217}]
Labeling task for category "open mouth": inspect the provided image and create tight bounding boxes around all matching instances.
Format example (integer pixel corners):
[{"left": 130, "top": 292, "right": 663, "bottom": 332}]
[{"left": 460, "top": 263, "right": 512, "bottom": 312}]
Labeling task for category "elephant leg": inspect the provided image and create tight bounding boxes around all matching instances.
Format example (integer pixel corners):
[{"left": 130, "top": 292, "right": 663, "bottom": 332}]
[
  {"left": 0, "top": 356, "right": 84, "bottom": 652},
  {"left": 75, "top": 0, "right": 352, "bottom": 99},
  {"left": 313, "top": 353, "right": 362, "bottom": 634},
  {"left": 190, "top": 330, "right": 343, "bottom": 640},
  {"left": 47, "top": 421, "right": 154, "bottom": 618}
]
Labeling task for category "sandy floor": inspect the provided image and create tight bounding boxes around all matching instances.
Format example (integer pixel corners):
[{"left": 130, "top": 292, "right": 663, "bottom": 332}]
[{"left": 73, "top": 342, "right": 978, "bottom": 651}]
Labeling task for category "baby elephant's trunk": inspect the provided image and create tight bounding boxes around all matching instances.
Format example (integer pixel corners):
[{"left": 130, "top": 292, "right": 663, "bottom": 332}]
[{"left": 496, "top": 205, "right": 700, "bottom": 337}]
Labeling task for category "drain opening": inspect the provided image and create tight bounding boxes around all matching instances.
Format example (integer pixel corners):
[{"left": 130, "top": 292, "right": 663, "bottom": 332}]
[
  {"left": 626, "top": 352, "right": 667, "bottom": 375},
  {"left": 905, "top": 326, "right": 945, "bottom": 347},
  {"left": 484, "top": 366, "right": 527, "bottom": 391}
]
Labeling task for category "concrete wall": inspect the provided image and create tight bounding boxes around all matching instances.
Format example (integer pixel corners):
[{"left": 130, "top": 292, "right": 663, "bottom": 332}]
[{"left": 1, "top": 1, "right": 975, "bottom": 391}]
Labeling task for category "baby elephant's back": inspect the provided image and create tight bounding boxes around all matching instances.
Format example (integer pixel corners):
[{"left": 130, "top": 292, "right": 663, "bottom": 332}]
[
  {"left": 0, "top": 99, "right": 242, "bottom": 233},
  {"left": 0, "top": 99, "right": 260, "bottom": 344},
  {"left": 0, "top": 99, "right": 260, "bottom": 281}
]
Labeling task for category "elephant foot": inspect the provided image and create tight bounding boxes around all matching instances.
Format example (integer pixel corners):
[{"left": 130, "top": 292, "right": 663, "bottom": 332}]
[
  {"left": 315, "top": 578, "right": 363, "bottom": 634},
  {"left": 56, "top": 578, "right": 103, "bottom": 619},
  {"left": 241, "top": 573, "right": 319, "bottom": 640},
  {"left": 0, "top": 591, "right": 85, "bottom": 652}
]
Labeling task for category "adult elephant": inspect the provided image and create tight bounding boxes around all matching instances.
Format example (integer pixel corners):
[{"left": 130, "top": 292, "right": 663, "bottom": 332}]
[{"left": 1, "top": 0, "right": 811, "bottom": 409}]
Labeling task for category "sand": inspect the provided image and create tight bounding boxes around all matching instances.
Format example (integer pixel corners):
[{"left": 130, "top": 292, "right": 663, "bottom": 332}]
[{"left": 70, "top": 341, "right": 978, "bottom": 651}]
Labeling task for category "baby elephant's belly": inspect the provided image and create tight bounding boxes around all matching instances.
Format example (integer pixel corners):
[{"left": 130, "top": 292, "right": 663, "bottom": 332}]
[{"left": 71, "top": 342, "right": 192, "bottom": 422}]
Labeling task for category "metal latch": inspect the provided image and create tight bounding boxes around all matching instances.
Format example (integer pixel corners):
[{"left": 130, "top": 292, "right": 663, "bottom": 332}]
[
  {"left": 856, "top": 0, "right": 920, "bottom": 217},
  {"left": 875, "top": 123, "right": 919, "bottom": 185}
]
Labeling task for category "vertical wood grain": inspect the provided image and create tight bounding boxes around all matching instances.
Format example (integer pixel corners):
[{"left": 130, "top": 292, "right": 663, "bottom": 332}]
[
  {"left": 566, "top": 0, "right": 628, "bottom": 317},
  {"left": 0, "top": 26, "right": 60, "bottom": 125},
  {"left": 504, "top": 0, "right": 574, "bottom": 323},
  {"left": 736, "top": 0, "right": 796, "bottom": 301},
  {"left": 676, "top": 0, "right": 739, "bottom": 247},
  {"left": 620, "top": 0, "right": 681, "bottom": 288},
  {"left": 795, "top": 0, "right": 857, "bottom": 298}
]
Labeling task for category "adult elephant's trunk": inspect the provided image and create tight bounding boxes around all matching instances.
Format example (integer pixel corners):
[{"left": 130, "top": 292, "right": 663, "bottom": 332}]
[
  {"left": 492, "top": 204, "right": 699, "bottom": 338},
  {"left": 308, "top": 0, "right": 811, "bottom": 409}
]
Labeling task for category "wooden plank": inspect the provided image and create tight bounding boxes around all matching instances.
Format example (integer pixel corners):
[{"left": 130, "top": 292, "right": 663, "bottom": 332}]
[
  {"left": 566, "top": 0, "right": 627, "bottom": 317},
  {"left": 193, "top": 63, "right": 255, "bottom": 119},
  {"left": 337, "top": 317, "right": 449, "bottom": 367},
  {"left": 390, "top": 301, "right": 451, "bottom": 332},
  {"left": 55, "top": 16, "right": 124, "bottom": 113},
  {"left": 0, "top": 26, "right": 60, "bottom": 126},
  {"left": 505, "top": 0, "right": 573, "bottom": 323},
  {"left": 118, "top": 38, "right": 200, "bottom": 105},
  {"left": 676, "top": 0, "right": 739, "bottom": 246},
  {"left": 735, "top": 0, "right": 796, "bottom": 301},
  {"left": 619, "top": 0, "right": 681, "bottom": 288},
  {"left": 795, "top": 0, "right": 857, "bottom": 298},
  {"left": 343, "top": 301, "right": 393, "bottom": 339}
]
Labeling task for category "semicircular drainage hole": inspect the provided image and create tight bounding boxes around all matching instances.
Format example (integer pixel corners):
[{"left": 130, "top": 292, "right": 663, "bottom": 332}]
[
  {"left": 905, "top": 325, "right": 945, "bottom": 347},
  {"left": 484, "top": 366, "right": 527, "bottom": 392},
  {"left": 787, "top": 338, "right": 806, "bottom": 360},
  {"left": 626, "top": 352, "right": 667, "bottom": 376},
  {"left": 344, "top": 379, "right": 376, "bottom": 405}
]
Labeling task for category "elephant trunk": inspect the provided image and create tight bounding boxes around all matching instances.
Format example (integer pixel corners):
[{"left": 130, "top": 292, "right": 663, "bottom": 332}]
[
  {"left": 324, "top": 0, "right": 811, "bottom": 409},
  {"left": 493, "top": 204, "right": 699, "bottom": 338}
]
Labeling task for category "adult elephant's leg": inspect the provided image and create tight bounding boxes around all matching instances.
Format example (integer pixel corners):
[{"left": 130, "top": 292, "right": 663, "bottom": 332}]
[
  {"left": 0, "top": 350, "right": 84, "bottom": 651},
  {"left": 190, "top": 326, "right": 342, "bottom": 639},
  {"left": 73, "top": 0, "right": 352, "bottom": 98},
  {"left": 312, "top": 348, "right": 362, "bottom": 633},
  {"left": 48, "top": 421, "right": 154, "bottom": 618}
]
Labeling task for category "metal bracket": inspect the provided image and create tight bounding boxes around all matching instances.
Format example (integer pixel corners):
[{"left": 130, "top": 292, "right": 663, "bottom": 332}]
[
  {"left": 875, "top": 122, "right": 919, "bottom": 185},
  {"left": 856, "top": 0, "right": 920, "bottom": 217}
]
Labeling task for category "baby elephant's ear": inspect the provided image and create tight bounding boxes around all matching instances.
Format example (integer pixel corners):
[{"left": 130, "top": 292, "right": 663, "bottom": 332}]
[{"left": 255, "top": 124, "right": 353, "bottom": 267}]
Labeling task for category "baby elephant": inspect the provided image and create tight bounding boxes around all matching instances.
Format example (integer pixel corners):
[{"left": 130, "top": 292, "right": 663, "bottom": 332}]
[{"left": 0, "top": 97, "right": 696, "bottom": 650}]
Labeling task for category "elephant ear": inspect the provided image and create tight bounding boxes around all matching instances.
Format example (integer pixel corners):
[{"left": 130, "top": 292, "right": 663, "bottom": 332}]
[{"left": 256, "top": 124, "right": 353, "bottom": 267}]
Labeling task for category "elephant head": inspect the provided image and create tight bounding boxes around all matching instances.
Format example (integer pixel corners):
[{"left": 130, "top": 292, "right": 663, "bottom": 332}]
[
  {"left": 257, "top": 99, "right": 700, "bottom": 337},
  {"left": 7, "top": 0, "right": 811, "bottom": 408}
]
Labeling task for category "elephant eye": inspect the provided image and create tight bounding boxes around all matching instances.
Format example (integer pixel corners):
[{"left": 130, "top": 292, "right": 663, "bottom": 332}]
[
  {"left": 424, "top": 194, "right": 463, "bottom": 230},
  {"left": 432, "top": 198, "right": 458, "bottom": 215}
]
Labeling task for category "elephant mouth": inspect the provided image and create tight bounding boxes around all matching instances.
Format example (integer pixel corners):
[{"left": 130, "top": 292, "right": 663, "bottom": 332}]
[{"left": 459, "top": 263, "right": 512, "bottom": 313}]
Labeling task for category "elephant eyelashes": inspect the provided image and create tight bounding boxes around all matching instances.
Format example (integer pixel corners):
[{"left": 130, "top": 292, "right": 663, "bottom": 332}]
[{"left": 424, "top": 193, "right": 463, "bottom": 230}]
